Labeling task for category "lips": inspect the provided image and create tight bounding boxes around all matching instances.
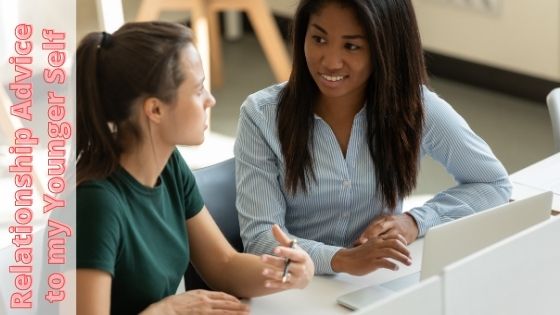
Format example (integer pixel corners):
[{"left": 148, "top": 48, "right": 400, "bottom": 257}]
[
  {"left": 321, "top": 74, "right": 345, "bottom": 82},
  {"left": 318, "top": 72, "right": 348, "bottom": 88}
]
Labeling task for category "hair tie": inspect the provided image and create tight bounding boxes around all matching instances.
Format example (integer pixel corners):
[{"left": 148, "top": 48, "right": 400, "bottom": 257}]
[{"left": 99, "top": 31, "right": 113, "bottom": 49}]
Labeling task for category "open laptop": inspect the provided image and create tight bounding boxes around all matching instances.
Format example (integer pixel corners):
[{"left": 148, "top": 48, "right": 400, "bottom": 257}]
[{"left": 337, "top": 191, "right": 553, "bottom": 310}]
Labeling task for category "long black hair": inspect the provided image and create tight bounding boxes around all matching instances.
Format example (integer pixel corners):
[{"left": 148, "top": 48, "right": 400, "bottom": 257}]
[
  {"left": 277, "top": 0, "right": 427, "bottom": 210},
  {"left": 76, "top": 21, "right": 193, "bottom": 185}
]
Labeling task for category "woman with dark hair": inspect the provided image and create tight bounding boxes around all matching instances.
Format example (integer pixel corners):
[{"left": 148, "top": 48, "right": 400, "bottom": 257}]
[
  {"left": 76, "top": 21, "right": 314, "bottom": 315},
  {"left": 235, "top": 0, "right": 511, "bottom": 276}
]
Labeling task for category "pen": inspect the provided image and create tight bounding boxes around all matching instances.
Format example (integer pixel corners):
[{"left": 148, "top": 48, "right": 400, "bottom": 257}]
[{"left": 281, "top": 239, "right": 297, "bottom": 283}]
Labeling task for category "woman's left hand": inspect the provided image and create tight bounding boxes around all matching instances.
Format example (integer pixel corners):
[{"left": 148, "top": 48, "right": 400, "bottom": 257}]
[
  {"left": 260, "top": 225, "right": 314, "bottom": 289},
  {"left": 353, "top": 213, "right": 419, "bottom": 247}
]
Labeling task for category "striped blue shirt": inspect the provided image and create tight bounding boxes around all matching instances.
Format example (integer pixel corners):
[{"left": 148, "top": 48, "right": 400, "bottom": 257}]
[{"left": 234, "top": 83, "right": 512, "bottom": 274}]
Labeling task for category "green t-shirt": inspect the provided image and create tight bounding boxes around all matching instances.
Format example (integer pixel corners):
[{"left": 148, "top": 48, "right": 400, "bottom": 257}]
[{"left": 77, "top": 149, "right": 204, "bottom": 314}]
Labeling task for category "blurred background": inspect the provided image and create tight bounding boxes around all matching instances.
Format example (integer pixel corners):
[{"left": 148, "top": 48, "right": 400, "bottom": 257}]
[{"left": 74, "top": 0, "right": 558, "bottom": 196}]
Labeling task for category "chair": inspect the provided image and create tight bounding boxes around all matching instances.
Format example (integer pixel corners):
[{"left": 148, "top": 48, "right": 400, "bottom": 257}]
[
  {"left": 184, "top": 157, "right": 243, "bottom": 290},
  {"left": 546, "top": 88, "right": 560, "bottom": 152},
  {"left": 135, "top": 0, "right": 291, "bottom": 88}
]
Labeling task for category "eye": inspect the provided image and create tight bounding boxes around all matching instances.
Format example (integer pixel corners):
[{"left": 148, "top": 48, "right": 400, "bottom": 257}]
[
  {"left": 345, "top": 43, "right": 361, "bottom": 51},
  {"left": 311, "top": 35, "right": 326, "bottom": 44}
]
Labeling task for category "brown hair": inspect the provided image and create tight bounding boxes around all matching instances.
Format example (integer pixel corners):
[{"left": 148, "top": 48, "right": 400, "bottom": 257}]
[
  {"left": 76, "top": 21, "right": 193, "bottom": 185},
  {"left": 277, "top": 0, "right": 427, "bottom": 210}
]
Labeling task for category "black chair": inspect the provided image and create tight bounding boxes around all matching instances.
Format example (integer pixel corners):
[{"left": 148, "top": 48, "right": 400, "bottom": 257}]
[{"left": 184, "top": 157, "right": 243, "bottom": 290}]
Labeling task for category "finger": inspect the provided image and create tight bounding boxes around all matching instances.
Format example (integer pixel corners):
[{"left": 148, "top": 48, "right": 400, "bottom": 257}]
[
  {"left": 396, "top": 233, "right": 408, "bottom": 246},
  {"left": 273, "top": 246, "right": 306, "bottom": 263},
  {"left": 264, "top": 280, "right": 291, "bottom": 289},
  {"left": 205, "top": 291, "right": 242, "bottom": 303},
  {"left": 379, "top": 231, "right": 408, "bottom": 246},
  {"left": 264, "top": 278, "right": 294, "bottom": 290},
  {"left": 261, "top": 254, "right": 287, "bottom": 269},
  {"left": 378, "top": 248, "right": 412, "bottom": 266},
  {"left": 353, "top": 235, "right": 368, "bottom": 246},
  {"left": 366, "top": 217, "right": 392, "bottom": 238},
  {"left": 271, "top": 224, "right": 292, "bottom": 247},
  {"left": 210, "top": 299, "right": 250, "bottom": 312},
  {"left": 382, "top": 238, "right": 411, "bottom": 257},
  {"left": 376, "top": 239, "right": 412, "bottom": 263},
  {"left": 210, "top": 311, "right": 250, "bottom": 315},
  {"left": 374, "top": 258, "right": 400, "bottom": 271},
  {"left": 262, "top": 267, "right": 285, "bottom": 282}
]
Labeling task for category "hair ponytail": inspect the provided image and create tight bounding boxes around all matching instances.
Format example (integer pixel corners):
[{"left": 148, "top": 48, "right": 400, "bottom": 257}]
[{"left": 76, "top": 32, "right": 119, "bottom": 185}]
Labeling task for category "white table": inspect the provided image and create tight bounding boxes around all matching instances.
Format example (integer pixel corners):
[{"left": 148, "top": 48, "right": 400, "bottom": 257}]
[
  {"left": 510, "top": 152, "right": 560, "bottom": 213},
  {"left": 248, "top": 151, "right": 560, "bottom": 314},
  {"left": 248, "top": 240, "right": 424, "bottom": 315}
]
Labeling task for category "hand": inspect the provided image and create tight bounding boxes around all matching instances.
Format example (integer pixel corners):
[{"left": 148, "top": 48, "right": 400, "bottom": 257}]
[
  {"left": 353, "top": 213, "right": 419, "bottom": 247},
  {"left": 332, "top": 234, "right": 412, "bottom": 275},
  {"left": 260, "top": 225, "right": 315, "bottom": 289},
  {"left": 143, "top": 289, "right": 250, "bottom": 315}
]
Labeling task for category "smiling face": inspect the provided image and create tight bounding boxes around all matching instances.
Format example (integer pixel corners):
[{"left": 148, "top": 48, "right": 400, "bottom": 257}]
[
  {"left": 160, "top": 43, "right": 216, "bottom": 146},
  {"left": 304, "top": 3, "right": 372, "bottom": 105}
]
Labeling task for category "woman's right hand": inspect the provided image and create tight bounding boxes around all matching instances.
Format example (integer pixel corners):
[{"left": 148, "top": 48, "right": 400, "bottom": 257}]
[
  {"left": 142, "top": 289, "right": 250, "bottom": 315},
  {"left": 331, "top": 234, "right": 412, "bottom": 276}
]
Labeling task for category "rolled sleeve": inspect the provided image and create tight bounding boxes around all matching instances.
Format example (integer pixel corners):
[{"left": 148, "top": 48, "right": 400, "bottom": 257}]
[{"left": 412, "top": 88, "right": 512, "bottom": 236}]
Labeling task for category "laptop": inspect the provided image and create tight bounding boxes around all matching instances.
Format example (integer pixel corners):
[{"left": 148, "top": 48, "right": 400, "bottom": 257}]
[{"left": 337, "top": 191, "right": 553, "bottom": 310}]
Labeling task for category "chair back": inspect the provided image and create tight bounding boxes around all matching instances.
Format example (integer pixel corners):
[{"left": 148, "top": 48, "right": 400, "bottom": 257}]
[
  {"left": 184, "top": 158, "right": 242, "bottom": 290},
  {"left": 547, "top": 88, "right": 560, "bottom": 152}
]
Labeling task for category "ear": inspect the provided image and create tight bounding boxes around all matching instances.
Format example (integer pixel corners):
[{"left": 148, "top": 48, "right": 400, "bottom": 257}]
[{"left": 142, "top": 97, "right": 164, "bottom": 124}]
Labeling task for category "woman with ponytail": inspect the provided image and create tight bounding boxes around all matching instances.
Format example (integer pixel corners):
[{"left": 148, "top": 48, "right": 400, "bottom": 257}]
[
  {"left": 235, "top": 0, "right": 511, "bottom": 276},
  {"left": 76, "top": 21, "right": 313, "bottom": 315}
]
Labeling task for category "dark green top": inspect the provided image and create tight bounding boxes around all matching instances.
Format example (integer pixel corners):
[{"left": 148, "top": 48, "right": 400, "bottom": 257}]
[{"left": 77, "top": 149, "right": 204, "bottom": 315}]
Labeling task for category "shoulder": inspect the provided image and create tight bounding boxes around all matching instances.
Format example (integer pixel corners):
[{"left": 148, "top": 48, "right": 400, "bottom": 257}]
[
  {"left": 77, "top": 179, "right": 124, "bottom": 205},
  {"left": 421, "top": 85, "right": 469, "bottom": 130},
  {"left": 164, "top": 149, "right": 197, "bottom": 186},
  {"left": 240, "top": 82, "right": 286, "bottom": 119},
  {"left": 77, "top": 179, "right": 126, "bottom": 224}
]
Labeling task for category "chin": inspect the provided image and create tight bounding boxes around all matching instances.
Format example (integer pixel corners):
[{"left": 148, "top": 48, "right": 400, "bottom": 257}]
[{"left": 318, "top": 88, "right": 348, "bottom": 99}]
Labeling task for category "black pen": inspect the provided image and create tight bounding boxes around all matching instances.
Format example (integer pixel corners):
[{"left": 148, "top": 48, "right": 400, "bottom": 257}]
[{"left": 281, "top": 239, "right": 298, "bottom": 283}]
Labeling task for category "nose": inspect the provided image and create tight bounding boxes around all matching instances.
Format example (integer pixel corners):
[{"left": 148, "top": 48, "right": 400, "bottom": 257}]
[
  {"left": 205, "top": 89, "right": 216, "bottom": 109},
  {"left": 321, "top": 47, "right": 343, "bottom": 71}
]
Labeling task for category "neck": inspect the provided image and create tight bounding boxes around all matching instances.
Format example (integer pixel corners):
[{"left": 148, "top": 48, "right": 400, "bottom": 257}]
[
  {"left": 119, "top": 141, "right": 174, "bottom": 188},
  {"left": 315, "top": 91, "right": 365, "bottom": 120}
]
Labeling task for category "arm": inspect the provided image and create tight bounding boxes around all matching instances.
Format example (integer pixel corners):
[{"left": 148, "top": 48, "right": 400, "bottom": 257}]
[
  {"left": 235, "top": 99, "right": 342, "bottom": 274},
  {"left": 355, "top": 88, "right": 511, "bottom": 243},
  {"left": 77, "top": 270, "right": 111, "bottom": 315},
  {"left": 234, "top": 93, "right": 412, "bottom": 275},
  {"left": 408, "top": 88, "right": 512, "bottom": 237},
  {"left": 186, "top": 208, "right": 314, "bottom": 298}
]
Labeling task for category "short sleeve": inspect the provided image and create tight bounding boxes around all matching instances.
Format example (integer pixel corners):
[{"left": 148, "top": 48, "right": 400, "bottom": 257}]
[{"left": 76, "top": 184, "right": 123, "bottom": 275}]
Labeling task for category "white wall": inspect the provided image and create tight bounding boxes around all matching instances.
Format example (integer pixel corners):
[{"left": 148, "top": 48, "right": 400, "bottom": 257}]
[
  {"left": 267, "top": 0, "right": 560, "bottom": 82},
  {"left": 412, "top": 0, "right": 560, "bottom": 81}
]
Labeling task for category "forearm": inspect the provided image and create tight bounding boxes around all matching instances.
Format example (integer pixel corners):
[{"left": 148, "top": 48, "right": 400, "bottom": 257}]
[
  {"left": 245, "top": 228, "right": 341, "bottom": 275},
  {"left": 409, "top": 178, "right": 512, "bottom": 236},
  {"left": 213, "top": 253, "right": 282, "bottom": 298},
  {"left": 139, "top": 301, "right": 172, "bottom": 315}
]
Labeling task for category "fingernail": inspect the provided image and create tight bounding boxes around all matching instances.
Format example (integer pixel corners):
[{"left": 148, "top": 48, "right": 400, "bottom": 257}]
[{"left": 393, "top": 265, "right": 399, "bottom": 271}]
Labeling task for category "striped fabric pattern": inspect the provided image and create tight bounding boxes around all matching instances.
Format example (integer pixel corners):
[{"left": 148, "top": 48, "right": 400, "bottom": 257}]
[{"left": 234, "top": 83, "right": 512, "bottom": 274}]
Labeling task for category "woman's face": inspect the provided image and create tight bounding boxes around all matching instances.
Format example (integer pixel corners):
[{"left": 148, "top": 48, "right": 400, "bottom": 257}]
[
  {"left": 304, "top": 3, "right": 372, "bottom": 103},
  {"left": 160, "top": 43, "right": 216, "bottom": 146}
]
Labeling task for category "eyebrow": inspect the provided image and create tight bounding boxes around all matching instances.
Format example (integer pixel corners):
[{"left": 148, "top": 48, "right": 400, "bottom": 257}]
[{"left": 310, "top": 23, "right": 365, "bottom": 40}]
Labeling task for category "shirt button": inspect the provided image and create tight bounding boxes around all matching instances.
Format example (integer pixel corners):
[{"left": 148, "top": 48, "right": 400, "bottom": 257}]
[{"left": 343, "top": 180, "right": 351, "bottom": 187}]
